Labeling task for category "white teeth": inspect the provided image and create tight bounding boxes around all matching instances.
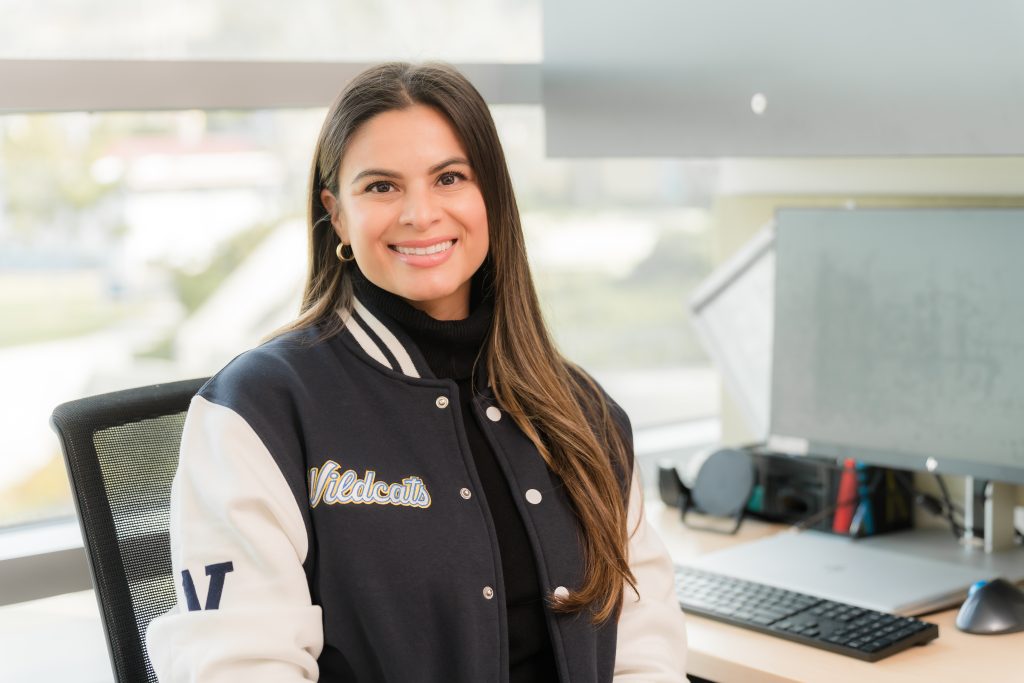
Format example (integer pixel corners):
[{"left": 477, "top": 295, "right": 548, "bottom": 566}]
[{"left": 394, "top": 240, "right": 454, "bottom": 256}]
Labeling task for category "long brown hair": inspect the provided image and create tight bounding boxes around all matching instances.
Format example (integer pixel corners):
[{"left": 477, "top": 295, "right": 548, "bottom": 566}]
[{"left": 271, "top": 62, "right": 636, "bottom": 624}]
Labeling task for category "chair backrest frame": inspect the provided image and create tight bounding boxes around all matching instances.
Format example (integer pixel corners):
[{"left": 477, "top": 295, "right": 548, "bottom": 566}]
[{"left": 50, "top": 377, "right": 208, "bottom": 683}]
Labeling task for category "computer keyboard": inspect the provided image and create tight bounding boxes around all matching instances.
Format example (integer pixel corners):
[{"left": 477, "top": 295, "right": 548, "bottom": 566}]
[{"left": 675, "top": 565, "right": 939, "bottom": 662}]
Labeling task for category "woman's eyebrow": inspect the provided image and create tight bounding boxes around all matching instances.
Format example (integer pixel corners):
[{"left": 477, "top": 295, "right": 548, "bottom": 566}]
[
  {"left": 350, "top": 168, "right": 400, "bottom": 185},
  {"left": 428, "top": 156, "right": 470, "bottom": 173},
  {"left": 350, "top": 157, "right": 470, "bottom": 186}
]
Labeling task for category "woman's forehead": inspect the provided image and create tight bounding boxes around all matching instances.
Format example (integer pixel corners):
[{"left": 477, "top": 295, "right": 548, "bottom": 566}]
[{"left": 341, "top": 105, "right": 469, "bottom": 177}]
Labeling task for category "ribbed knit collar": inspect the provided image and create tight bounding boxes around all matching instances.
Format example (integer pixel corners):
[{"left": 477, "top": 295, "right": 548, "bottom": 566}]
[{"left": 350, "top": 265, "right": 493, "bottom": 381}]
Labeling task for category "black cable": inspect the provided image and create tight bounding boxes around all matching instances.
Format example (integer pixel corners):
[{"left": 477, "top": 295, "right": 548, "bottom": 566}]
[
  {"left": 891, "top": 471, "right": 965, "bottom": 539},
  {"left": 933, "top": 473, "right": 965, "bottom": 539}
]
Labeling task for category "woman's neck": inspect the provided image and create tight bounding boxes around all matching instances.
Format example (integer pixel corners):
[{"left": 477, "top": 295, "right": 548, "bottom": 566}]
[{"left": 402, "top": 280, "right": 473, "bottom": 321}]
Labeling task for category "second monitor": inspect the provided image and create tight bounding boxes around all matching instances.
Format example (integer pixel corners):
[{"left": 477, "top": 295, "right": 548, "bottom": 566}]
[
  {"left": 690, "top": 207, "right": 1024, "bottom": 615},
  {"left": 770, "top": 207, "right": 1024, "bottom": 486}
]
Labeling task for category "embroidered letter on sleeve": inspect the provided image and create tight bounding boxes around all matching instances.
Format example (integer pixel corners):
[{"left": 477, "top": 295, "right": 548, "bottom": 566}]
[{"left": 181, "top": 561, "right": 235, "bottom": 611}]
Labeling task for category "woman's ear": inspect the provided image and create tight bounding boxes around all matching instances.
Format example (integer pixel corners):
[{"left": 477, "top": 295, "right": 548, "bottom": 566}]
[{"left": 319, "top": 189, "right": 347, "bottom": 242}]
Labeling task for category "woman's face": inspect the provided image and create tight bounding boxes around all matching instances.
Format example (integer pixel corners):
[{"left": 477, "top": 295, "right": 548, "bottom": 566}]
[{"left": 321, "top": 104, "right": 489, "bottom": 321}]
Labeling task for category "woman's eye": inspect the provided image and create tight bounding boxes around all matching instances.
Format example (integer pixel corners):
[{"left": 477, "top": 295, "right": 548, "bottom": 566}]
[
  {"left": 366, "top": 181, "right": 394, "bottom": 193},
  {"left": 438, "top": 171, "right": 466, "bottom": 186}
]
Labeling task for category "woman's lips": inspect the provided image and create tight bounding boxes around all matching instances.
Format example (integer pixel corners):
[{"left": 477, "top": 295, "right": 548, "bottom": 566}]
[{"left": 388, "top": 238, "right": 457, "bottom": 267}]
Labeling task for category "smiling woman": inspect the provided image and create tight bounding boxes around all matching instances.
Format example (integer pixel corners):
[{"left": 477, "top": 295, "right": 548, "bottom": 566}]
[{"left": 144, "top": 62, "right": 688, "bottom": 683}]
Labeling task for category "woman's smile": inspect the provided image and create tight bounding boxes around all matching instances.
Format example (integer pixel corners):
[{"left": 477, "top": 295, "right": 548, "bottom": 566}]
[{"left": 388, "top": 237, "right": 458, "bottom": 267}]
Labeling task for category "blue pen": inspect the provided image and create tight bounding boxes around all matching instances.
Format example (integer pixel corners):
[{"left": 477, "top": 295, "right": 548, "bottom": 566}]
[{"left": 855, "top": 462, "right": 875, "bottom": 536}]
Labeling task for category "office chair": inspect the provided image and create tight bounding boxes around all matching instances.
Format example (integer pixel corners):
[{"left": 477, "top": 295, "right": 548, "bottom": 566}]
[{"left": 50, "top": 378, "right": 208, "bottom": 683}]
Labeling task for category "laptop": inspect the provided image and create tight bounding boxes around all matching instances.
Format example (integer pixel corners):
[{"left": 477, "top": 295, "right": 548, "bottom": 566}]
[{"left": 681, "top": 529, "right": 997, "bottom": 615}]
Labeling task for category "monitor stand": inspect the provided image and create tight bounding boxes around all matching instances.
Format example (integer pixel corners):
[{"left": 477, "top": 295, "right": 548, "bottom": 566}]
[
  {"left": 682, "top": 525, "right": 1024, "bottom": 616},
  {"left": 964, "top": 478, "right": 1018, "bottom": 553}
]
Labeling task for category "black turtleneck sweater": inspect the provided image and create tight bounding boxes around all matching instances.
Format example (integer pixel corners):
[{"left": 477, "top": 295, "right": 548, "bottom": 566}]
[{"left": 352, "top": 272, "right": 559, "bottom": 683}]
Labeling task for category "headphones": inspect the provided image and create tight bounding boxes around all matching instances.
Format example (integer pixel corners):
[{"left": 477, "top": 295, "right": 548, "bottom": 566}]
[{"left": 658, "top": 447, "right": 755, "bottom": 534}]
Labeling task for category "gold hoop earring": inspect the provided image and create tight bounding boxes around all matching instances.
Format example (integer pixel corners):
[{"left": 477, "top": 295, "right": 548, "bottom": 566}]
[{"left": 336, "top": 242, "right": 355, "bottom": 262}]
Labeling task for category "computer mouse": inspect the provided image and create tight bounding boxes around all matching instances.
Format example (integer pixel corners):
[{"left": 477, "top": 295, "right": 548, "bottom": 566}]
[{"left": 955, "top": 578, "right": 1024, "bottom": 635}]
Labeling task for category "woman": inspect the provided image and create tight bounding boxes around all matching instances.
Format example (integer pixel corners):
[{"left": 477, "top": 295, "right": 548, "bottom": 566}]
[{"left": 146, "top": 62, "right": 687, "bottom": 682}]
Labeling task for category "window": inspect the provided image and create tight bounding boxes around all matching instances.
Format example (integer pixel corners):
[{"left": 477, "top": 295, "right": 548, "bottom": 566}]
[
  {"left": 0, "top": 103, "right": 720, "bottom": 528},
  {"left": 0, "top": 108, "right": 322, "bottom": 526},
  {"left": 0, "top": 0, "right": 540, "bottom": 62}
]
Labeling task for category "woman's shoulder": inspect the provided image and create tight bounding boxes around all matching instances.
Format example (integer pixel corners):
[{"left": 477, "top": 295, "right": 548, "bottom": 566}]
[{"left": 198, "top": 325, "right": 328, "bottom": 406}]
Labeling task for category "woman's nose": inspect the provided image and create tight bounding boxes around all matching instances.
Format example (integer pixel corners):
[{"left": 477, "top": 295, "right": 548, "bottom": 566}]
[{"left": 399, "top": 185, "right": 442, "bottom": 230}]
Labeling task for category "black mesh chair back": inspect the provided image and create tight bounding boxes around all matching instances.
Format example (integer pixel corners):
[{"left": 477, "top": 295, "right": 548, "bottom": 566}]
[{"left": 50, "top": 378, "right": 208, "bottom": 683}]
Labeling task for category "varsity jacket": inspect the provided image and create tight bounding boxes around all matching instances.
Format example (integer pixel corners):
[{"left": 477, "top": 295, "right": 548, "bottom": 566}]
[{"left": 145, "top": 297, "right": 688, "bottom": 682}]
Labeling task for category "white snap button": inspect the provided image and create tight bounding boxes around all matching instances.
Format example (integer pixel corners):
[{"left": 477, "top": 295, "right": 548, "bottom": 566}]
[
  {"left": 486, "top": 406, "right": 501, "bottom": 422},
  {"left": 460, "top": 487, "right": 472, "bottom": 500},
  {"left": 435, "top": 396, "right": 449, "bottom": 409},
  {"left": 482, "top": 586, "right": 495, "bottom": 600},
  {"left": 553, "top": 586, "right": 570, "bottom": 600},
  {"left": 525, "top": 489, "right": 543, "bottom": 505}
]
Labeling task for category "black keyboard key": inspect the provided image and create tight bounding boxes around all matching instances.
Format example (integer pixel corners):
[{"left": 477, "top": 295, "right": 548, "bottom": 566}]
[
  {"left": 861, "top": 640, "right": 888, "bottom": 653},
  {"left": 893, "top": 625, "right": 918, "bottom": 639},
  {"left": 874, "top": 634, "right": 898, "bottom": 648}
]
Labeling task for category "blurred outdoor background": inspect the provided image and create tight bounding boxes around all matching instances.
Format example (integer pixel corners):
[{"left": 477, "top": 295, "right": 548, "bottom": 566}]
[{"left": 0, "top": 0, "right": 720, "bottom": 529}]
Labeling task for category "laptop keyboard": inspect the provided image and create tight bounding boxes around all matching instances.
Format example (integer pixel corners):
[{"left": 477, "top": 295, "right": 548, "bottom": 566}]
[{"left": 675, "top": 565, "right": 939, "bottom": 662}]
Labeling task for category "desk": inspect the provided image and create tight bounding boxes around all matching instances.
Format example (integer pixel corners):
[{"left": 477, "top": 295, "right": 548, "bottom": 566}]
[{"left": 647, "top": 502, "right": 1024, "bottom": 683}]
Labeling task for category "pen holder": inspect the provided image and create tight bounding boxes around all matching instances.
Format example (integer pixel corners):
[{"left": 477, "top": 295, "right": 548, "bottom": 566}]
[{"left": 744, "top": 450, "right": 914, "bottom": 537}]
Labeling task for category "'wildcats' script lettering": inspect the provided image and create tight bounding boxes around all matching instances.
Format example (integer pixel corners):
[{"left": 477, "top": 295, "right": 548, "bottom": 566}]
[{"left": 308, "top": 460, "right": 432, "bottom": 509}]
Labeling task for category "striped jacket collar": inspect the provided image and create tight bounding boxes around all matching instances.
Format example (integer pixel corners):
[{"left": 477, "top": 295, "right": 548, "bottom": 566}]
[
  {"left": 337, "top": 297, "right": 428, "bottom": 378},
  {"left": 337, "top": 296, "right": 495, "bottom": 394}
]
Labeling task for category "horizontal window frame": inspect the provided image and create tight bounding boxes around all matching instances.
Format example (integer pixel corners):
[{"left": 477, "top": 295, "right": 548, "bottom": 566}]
[
  {"left": 0, "top": 517, "right": 92, "bottom": 606},
  {"left": 0, "top": 59, "right": 541, "bottom": 113}
]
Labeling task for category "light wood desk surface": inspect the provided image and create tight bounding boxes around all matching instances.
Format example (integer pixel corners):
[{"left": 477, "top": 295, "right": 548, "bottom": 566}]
[{"left": 646, "top": 502, "right": 1024, "bottom": 683}]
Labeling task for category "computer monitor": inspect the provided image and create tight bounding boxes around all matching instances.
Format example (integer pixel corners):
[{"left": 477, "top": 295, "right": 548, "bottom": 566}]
[
  {"left": 683, "top": 207, "right": 1024, "bottom": 614},
  {"left": 769, "top": 207, "right": 1024, "bottom": 486}
]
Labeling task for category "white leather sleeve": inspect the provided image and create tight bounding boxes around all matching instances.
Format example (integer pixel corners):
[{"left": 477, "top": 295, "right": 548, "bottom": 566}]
[
  {"left": 614, "top": 466, "right": 689, "bottom": 681},
  {"left": 145, "top": 395, "right": 323, "bottom": 682}
]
